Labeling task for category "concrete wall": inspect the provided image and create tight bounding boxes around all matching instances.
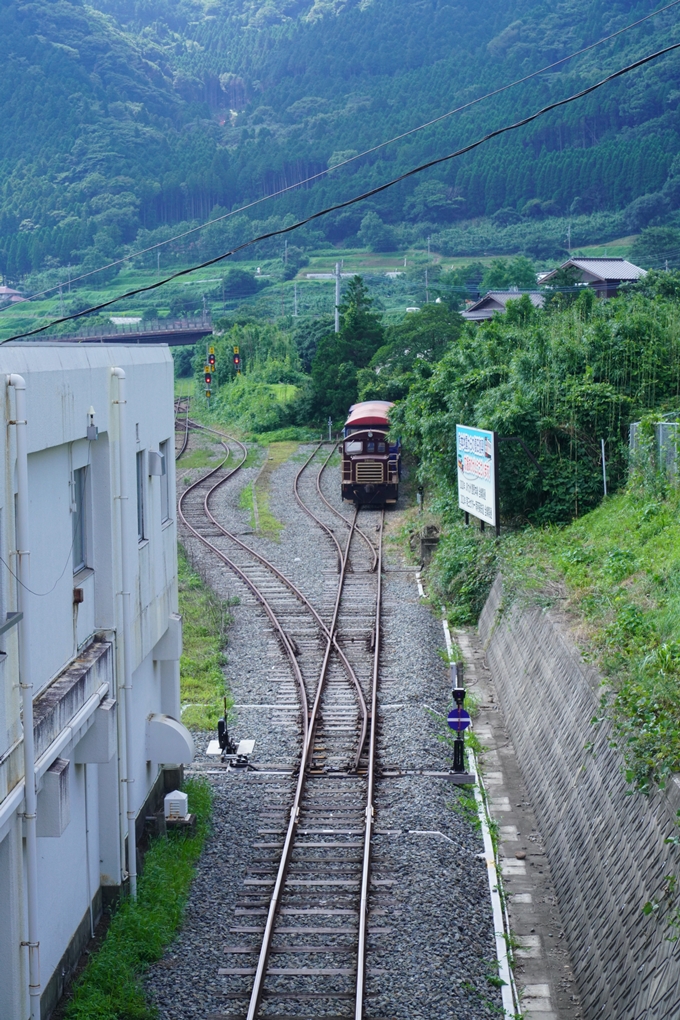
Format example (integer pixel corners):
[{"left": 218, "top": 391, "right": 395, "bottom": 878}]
[{"left": 479, "top": 576, "right": 680, "bottom": 1019}]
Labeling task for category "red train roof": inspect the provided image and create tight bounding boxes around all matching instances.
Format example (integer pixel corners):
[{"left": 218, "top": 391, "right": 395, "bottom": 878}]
[{"left": 344, "top": 400, "right": 394, "bottom": 428}]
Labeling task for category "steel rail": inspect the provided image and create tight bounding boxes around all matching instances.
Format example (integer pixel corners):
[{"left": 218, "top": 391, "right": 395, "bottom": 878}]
[
  {"left": 293, "top": 443, "right": 343, "bottom": 570},
  {"left": 245, "top": 507, "right": 359, "bottom": 1020},
  {"left": 315, "top": 442, "right": 378, "bottom": 571},
  {"left": 174, "top": 397, "right": 190, "bottom": 460},
  {"left": 180, "top": 424, "right": 381, "bottom": 1016},
  {"left": 200, "top": 446, "right": 369, "bottom": 770},
  {"left": 176, "top": 418, "right": 368, "bottom": 763},
  {"left": 174, "top": 420, "right": 368, "bottom": 765},
  {"left": 355, "top": 508, "right": 384, "bottom": 1019},
  {"left": 177, "top": 436, "right": 310, "bottom": 746}
]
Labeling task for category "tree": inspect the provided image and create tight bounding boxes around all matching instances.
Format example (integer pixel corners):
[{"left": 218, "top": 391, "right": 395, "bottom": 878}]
[
  {"left": 358, "top": 302, "right": 463, "bottom": 401},
  {"left": 223, "top": 267, "right": 258, "bottom": 298},
  {"left": 358, "top": 212, "right": 398, "bottom": 253},
  {"left": 311, "top": 276, "right": 384, "bottom": 420},
  {"left": 293, "top": 315, "right": 334, "bottom": 372},
  {"left": 481, "top": 256, "right": 536, "bottom": 292},
  {"left": 629, "top": 227, "right": 680, "bottom": 269}
]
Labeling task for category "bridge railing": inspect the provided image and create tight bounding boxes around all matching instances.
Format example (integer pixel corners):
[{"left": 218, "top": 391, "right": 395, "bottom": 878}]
[{"left": 44, "top": 315, "right": 213, "bottom": 342}]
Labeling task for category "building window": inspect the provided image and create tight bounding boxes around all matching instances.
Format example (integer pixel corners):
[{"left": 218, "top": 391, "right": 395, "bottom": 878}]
[
  {"left": 136, "top": 451, "right": 145, "bottom": 542},
  {"left": 72, "top": 467, "right": 87, "bottom": 573},
  {"left": 160, "top": 440, "right": 170, "bottom": 523}
]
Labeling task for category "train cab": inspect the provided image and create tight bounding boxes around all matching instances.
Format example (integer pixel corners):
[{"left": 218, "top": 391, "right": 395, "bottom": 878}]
[{"left": 341, "top": 400, "right": 401, "bottom": 506}]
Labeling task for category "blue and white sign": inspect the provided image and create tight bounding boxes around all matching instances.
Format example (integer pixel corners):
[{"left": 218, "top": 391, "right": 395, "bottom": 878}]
[
  {"left": 447, "top": 708, "right": 471, "bottom": 731},
  {"left": 456, "top": 424, "right": 497, "bottom": 526}
]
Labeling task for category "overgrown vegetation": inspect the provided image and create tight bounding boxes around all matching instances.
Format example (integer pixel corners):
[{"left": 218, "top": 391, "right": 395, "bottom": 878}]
[
  {"left": 178, "top": 545, "right": 233, "bottom": 731},
  {"left": 501, "top": 482, "right": 680, "bottom": 793},
  {"left": 5, "top": 0, "right": 680, "bottom": 293},
  {"left": 65, "top": 777, "right": 211, "bottom": 1020},
  {"left": 424, "top": 462, "right": 680, "bottom": 792},
  {"left": 393, "top": 273, "right": 680, "bottom": 523}
]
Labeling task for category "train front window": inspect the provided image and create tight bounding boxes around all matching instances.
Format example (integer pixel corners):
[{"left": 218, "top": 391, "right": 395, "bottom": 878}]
[
  {"left": 378, "top": 442, "right": 385, "bottom": 452},
  {"left": 367, "top": 442, "right": 375, "bottom": 452},
  {"left": 345, "top": 440, "right": 363, "bottom": 453}
]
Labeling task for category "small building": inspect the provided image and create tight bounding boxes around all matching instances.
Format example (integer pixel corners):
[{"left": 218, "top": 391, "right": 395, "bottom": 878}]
[
  {"left": 0, "top": 285, "right": 26, "bottom": 303},
  {"left": 540, "top": 257, "right": 646, "bottom": 297},
  {"left": 461, "top": 290, "right": 545, "bottom": 321},
  {"left": 0, "top": 344, "right": 193, "bottom": 1019}
]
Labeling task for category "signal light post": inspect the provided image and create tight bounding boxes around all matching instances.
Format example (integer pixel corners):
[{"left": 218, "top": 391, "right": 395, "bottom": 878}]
[
  {"left": 205, "top": 343, "right": 216, "bottom": 404},
  {"left": 233, "top": 345, "right": 241, "bottom": 375}
]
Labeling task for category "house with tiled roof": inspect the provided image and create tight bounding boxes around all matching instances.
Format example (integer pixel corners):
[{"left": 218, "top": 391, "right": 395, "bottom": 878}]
[
  {"left": 540, "top": 257, "right": 646, "bottom": 297},
  {"left": 461, "top": 290, "right": 545, "bottom": 321}
]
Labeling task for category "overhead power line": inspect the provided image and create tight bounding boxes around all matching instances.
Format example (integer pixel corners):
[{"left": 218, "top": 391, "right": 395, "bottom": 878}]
[
  {"left": 4, "top": 0, "right": 680, "bottom": 312},
  {"left": 4, "top": 39, "right": 680, "bottom": 344}
]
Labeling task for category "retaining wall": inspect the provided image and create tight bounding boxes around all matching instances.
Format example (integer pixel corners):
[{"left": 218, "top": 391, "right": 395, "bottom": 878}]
[{"left": 479, "top": 576, "right": 680, "bottom": 1019}]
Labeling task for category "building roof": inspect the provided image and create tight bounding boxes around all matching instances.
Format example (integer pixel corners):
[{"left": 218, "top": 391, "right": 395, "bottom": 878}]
[
  {"left": 461, "top": 291, "right": 545, "bottom": 321},
  {"left": 541, "top": 257, "right": 646, "bottom": 285},
  {"left": 345, "top": 400, "right": 394, "bottom": 428}
]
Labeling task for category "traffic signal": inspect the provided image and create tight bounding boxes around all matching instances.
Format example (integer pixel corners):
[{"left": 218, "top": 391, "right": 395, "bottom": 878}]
[
  {"left": 233, "top": 354, "right": 240, "bottom": 369},
  {"left": 204, "top": 369, "right": 212, "bottom": 386},
  {"left": 208, "top": 352, "right": 215, "bottom": 367}
]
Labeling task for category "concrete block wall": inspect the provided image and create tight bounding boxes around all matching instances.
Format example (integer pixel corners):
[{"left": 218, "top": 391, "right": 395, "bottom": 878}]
[{"left": 479, "top": 576, "right": 680, "bottom": 1019}]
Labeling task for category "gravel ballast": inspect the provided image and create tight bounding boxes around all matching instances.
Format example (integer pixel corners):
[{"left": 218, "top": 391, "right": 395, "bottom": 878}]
[{"left": 145, "top": 438, "right": 501, "bottom": 1019}]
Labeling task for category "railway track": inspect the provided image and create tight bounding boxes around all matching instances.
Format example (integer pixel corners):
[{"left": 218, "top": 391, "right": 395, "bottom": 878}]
[
  {"left": 175, "top": 417, "right": 388, "bottom": 1019},
  {"left": 174, "top": 395, "right": 190, "bottom": 460}
]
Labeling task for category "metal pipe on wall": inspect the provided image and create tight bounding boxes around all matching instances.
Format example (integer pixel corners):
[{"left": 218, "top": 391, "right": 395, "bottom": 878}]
[
  {"left": 7, "top": 373, "right": 41, "bottom": 1019},
  {"left": 111, "top": 367, "right": 137, "bottom": 899}
]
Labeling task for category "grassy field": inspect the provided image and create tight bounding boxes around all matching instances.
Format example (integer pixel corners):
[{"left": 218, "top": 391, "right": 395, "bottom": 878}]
[
  {"left": 64, "top": 777, "right": 211, "bottom": 1020},
  {"left": 177, "top": 545, "right": 234, "bottom": 731},
  {"left": 570, "top": 235, "right": 636, "bottom": 258},
  {"left": 2, "top": 235, "right": 638, "bottom": 342},
  {"left": 240, "top": 440, "right": 298, "bottom": 539}
]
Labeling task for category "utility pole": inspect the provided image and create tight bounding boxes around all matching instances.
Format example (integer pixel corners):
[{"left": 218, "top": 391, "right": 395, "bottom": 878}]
[
  {"left": 59, "top": 285, "right": 65, "bottom": 318},
  {"left": 567, "top": 222, "right": 571, "bottom": 251},
  {"left": 334, "top": 262, "right": 340, "bottom": 333},
  {"left": 157, "top": 250, "right": 160, "bottom": 280},
  {"left": 284, "top": 239, "right": 288, "bottom": 265},
  {"left": 427, "top": 235, "right": 431, "bottom": 257},
  {"left": 328, "top": 416, "right": 332, "bottom": 441},
  {"left": 294, "top": 283, "right": 298, "bottom": 317},
  {"left": 425, "top": 267, "right": 429, "bottom": 304}
]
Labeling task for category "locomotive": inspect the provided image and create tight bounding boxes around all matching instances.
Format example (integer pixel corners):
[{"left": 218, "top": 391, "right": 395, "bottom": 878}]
[{"left": 341, "top": 400, "right": 401, "bottom": 506}]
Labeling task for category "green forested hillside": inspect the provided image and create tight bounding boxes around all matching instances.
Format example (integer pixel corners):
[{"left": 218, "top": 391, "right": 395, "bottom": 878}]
[{"left": 2, "top": 0, "right": 680, "bottom": 284}]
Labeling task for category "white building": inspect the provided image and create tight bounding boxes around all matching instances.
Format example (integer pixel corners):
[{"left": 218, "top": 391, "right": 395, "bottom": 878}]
[{"left": 0, "top": 344, "right": 193, "bottom": 1019}]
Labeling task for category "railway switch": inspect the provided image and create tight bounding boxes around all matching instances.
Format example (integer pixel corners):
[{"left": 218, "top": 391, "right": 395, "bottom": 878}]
[
  {"left": 217, "top": 711, "right": 236, "bottom": 756},
  {"left": 447, "top": 662, "right": 475, "bottom": 783}
]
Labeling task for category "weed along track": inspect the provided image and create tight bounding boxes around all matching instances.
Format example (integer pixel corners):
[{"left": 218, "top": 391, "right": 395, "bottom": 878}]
[{"left": 152, "top": 419, "right": 503, "bottom": 1020}]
